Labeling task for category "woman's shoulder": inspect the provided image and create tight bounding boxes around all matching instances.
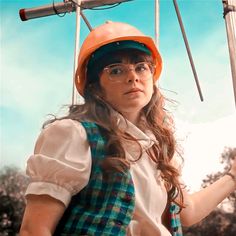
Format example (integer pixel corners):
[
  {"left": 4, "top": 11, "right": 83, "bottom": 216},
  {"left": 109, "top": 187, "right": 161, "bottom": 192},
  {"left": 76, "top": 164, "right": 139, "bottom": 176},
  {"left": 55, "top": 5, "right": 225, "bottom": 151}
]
[
  {"left": 45, "top": 118, "right": 82, "bottom": 129},
  {"left": 41, "top": 119, "right": 88, "bottom": 141},
  {"left": 34, "top": 119, "right": 91, "bottom": 155}
]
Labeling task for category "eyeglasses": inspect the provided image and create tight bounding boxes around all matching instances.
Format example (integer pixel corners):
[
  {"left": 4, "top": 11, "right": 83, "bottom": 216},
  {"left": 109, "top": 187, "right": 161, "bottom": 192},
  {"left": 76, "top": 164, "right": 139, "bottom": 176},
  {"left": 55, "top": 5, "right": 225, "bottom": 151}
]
[{"left": 103, "top": 62, "right": 155, "bottom": 82}]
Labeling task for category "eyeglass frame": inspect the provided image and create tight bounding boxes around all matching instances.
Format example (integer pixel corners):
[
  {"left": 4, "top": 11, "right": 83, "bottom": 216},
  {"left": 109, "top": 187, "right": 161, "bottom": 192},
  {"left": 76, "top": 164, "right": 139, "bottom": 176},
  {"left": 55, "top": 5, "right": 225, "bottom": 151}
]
[{"left": 102, "top": 61, "right": 156, "bottom": 83}]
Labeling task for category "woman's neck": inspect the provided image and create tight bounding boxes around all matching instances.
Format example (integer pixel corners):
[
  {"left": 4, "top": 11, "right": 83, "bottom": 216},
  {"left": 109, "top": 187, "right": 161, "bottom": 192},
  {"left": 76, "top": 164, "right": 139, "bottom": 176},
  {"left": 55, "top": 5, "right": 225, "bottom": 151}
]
[{"left": 121, "top": 111, "right": 141, "bottom": 127}]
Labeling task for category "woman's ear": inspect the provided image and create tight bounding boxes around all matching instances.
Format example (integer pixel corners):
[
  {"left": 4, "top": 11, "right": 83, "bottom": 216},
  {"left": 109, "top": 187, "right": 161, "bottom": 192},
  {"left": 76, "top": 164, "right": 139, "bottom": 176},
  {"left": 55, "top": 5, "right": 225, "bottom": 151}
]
[
  {"left": 152, "top": 83, "right": 157, "bottom": 94},
  {"left": 74, "top": 73, "right": 81, "bottom": 94},
  {"left": 76, "top": 74, "right": 80, "bottom": 86}
]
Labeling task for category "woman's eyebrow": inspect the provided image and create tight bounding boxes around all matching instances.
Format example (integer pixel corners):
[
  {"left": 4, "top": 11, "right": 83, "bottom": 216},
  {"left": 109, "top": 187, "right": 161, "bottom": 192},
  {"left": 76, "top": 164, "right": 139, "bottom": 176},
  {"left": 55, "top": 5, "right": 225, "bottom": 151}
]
[{"left": 102, "top": 57, "right": 123, "bottom": 66}]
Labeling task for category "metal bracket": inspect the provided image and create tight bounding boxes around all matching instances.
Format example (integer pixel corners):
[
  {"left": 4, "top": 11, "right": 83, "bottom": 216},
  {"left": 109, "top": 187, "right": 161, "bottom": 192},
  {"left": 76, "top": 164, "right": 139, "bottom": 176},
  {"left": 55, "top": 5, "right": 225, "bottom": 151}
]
[{"left": 223, "top": 1, "right": 236, "bottom": 18}]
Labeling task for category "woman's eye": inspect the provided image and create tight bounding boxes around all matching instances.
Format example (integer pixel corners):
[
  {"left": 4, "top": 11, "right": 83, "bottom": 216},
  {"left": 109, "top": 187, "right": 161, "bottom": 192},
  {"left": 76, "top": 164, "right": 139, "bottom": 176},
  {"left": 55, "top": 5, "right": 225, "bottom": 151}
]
[
  {"left": 136, "top": 63, "right": 148, "bottom": 72},
  {"left": 110, "top": 66, "right": 123, "bottom": 75}
]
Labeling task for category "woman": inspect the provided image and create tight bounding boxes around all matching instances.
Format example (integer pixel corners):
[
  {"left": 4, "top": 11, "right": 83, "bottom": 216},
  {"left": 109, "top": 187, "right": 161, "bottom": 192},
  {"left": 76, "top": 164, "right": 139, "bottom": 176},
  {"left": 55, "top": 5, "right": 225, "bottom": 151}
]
[{"left": 20, "top": 21, "right": 236, "bottom": 236}]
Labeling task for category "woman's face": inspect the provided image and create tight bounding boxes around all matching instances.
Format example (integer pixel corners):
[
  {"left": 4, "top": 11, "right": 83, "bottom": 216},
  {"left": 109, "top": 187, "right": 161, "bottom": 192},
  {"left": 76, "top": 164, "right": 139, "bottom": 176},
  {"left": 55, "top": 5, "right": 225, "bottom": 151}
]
[{"left": 99, "top": 53, "right": 154, "bottom": 121}]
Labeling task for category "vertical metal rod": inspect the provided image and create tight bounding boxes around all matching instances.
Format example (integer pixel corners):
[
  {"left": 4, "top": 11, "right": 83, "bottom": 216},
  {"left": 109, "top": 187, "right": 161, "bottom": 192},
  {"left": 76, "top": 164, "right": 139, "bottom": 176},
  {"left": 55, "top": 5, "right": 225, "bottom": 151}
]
[
  {"left": 222, "top": 0, "right": 236, "bottom": 107},
  {"left": 72, "top": 0, "right": 82, "bottom": 105},
  {"left": 154, "top": 0, "right": 160, "bottom": 48},
  {"left": 173, "top": 0, "right": 204, "bottom": 101}
]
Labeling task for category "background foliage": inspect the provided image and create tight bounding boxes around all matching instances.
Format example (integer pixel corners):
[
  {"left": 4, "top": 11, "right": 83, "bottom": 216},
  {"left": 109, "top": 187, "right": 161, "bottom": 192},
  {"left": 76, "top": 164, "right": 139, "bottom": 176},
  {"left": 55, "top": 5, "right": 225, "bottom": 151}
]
[
  {"left": 183, "top": 147, "right": 236, "bottom": 236},
  {"left": 0, "top": 167, "right": 29, "bottom": 236}
]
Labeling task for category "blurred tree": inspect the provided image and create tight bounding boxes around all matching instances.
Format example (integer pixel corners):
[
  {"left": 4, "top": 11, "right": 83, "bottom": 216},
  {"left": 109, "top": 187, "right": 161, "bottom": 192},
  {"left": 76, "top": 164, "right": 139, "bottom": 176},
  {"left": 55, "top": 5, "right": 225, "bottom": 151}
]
[
  {"left": 183, "top": 147, "right": 236, "bottom": 236},
  {"left": 183, "top": 209, "right": 236, "bottom": 236},
  {"left": 202, "top": 147, "right": 236, "bottom": 213},
  {"left": 0, "top": 167, "right": 29, "bottom": 236}
]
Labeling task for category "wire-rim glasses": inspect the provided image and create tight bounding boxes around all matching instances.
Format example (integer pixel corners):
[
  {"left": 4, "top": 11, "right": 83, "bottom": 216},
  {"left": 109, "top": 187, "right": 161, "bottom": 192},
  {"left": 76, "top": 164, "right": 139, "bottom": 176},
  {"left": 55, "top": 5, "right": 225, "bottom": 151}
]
[{"left": 103, "top": 62, "right": 155, "bottom": 82}]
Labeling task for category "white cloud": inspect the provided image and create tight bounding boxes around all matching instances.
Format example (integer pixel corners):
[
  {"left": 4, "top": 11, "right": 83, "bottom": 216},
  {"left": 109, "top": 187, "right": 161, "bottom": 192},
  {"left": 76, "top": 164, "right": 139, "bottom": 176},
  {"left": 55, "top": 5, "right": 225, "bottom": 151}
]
[{"left": 178, "top": 113, "right": 236, "bottom": 191}]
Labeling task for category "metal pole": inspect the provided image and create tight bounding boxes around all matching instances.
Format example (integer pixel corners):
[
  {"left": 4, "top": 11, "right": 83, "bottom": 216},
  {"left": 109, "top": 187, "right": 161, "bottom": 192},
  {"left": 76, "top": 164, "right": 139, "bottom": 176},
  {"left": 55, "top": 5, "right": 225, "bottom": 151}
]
[
  {"left": 19, "top": 1, "right": 75, "bottom": 21},
  {"left": 72, "top": 0, "right": 82, "bottom": 105},
  {"left": 154, "top": 0, "right": 160, "bottom": 48},
  {"left": 172, "top": 0, "right": 204, "bottom": 101},
  {"left": 19, "top": 0, "right": 132, "bottom": 21},
  {"left": 222, "top": 0, "right": 236, "bottom": 107}
]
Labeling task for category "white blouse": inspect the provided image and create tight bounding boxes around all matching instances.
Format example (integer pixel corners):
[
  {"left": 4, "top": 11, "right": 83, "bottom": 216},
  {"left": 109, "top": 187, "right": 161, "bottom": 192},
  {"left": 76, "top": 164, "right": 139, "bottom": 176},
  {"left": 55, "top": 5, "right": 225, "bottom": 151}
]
[{"left": 25, "top": 117, "right": 171, "bottom": 236}]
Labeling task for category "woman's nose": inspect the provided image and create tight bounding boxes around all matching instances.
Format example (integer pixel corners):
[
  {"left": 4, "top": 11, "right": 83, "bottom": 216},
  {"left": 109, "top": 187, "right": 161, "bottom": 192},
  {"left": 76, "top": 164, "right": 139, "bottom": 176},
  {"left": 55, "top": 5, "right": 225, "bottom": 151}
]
[{"left": 126, "top": 70, "right": 140, "bottom": 83}]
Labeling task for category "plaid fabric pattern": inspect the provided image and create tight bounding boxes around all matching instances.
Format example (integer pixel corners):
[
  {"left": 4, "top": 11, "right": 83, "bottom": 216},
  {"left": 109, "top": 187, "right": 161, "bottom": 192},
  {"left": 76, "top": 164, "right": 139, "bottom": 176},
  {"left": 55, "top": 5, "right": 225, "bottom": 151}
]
[
  {"left": 54, "top": 122, "right": 135, "bottom": 236},
  {"left": 169, "top": 203, "right": 183, "bottom": 236}
]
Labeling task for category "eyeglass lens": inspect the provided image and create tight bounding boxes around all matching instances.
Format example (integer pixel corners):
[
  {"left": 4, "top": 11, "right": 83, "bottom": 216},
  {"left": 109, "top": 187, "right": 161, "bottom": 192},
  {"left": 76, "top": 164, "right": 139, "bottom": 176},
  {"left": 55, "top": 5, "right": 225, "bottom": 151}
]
[{"left": 104, "top": 62, "right": 154, "bottom": 82}]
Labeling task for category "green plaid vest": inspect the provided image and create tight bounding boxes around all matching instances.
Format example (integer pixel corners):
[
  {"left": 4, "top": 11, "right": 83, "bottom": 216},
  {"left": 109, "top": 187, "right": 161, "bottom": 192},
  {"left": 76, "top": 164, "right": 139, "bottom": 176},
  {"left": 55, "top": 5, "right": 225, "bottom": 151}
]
[
  {"left": 54, "top": 122, "right": 135, "bottom": 235},
  {"left": 54, "top": 121, "right": 182, "bottom": 236},
  {"left": 169, "top": 203, "right": 183, "bottom": 236}
]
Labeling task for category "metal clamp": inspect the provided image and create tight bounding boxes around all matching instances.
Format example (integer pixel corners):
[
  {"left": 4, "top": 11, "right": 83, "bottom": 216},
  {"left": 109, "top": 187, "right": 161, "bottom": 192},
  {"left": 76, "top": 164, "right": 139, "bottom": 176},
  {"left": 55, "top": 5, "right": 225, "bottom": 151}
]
[{"left": 223, "top": 0, "right": 236, "bottom": 18}]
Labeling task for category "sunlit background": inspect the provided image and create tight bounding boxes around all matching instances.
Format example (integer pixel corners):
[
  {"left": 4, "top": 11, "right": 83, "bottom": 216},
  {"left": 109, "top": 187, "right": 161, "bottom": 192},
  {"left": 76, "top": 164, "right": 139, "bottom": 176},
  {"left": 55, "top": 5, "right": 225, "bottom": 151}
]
[{"left": 1, "top": 0, "right": 236, "bottom": 192}]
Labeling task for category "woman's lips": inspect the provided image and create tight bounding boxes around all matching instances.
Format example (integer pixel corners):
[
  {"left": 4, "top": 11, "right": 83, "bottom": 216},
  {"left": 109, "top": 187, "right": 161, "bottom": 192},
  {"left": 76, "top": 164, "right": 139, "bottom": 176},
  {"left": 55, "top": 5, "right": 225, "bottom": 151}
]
[{"left": 124, "top": 88, "right": 143, "bottom": 95}]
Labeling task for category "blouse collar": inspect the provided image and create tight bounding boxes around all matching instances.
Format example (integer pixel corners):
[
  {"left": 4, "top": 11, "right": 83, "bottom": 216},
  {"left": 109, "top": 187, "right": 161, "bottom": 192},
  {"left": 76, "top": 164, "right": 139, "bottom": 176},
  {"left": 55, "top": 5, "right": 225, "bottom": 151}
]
[{"left": 115, "top": 112, "right": 158, "bottom": 151}]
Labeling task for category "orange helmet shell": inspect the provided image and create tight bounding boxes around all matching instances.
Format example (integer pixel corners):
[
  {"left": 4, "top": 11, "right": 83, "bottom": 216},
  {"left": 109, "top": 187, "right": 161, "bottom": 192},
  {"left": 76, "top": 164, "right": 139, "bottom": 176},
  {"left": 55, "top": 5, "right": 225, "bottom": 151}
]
[{"left": 75, "top": 21, "right": 162, "bottom": 96}]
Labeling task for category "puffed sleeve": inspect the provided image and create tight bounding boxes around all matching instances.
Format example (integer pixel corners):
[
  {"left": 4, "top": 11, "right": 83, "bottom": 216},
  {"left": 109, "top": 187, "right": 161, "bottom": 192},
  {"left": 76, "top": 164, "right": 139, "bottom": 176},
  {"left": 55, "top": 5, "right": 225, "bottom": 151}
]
[{"left": 25, "top": 119, "right": 92, "bottom": 207}]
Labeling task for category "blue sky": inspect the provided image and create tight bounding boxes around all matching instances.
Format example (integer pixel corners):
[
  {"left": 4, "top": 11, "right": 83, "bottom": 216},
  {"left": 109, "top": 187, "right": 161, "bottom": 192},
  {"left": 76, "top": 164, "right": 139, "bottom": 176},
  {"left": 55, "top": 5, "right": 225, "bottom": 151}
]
[{"left": 1, "top": 0, "right": 236, "bottom": 190}]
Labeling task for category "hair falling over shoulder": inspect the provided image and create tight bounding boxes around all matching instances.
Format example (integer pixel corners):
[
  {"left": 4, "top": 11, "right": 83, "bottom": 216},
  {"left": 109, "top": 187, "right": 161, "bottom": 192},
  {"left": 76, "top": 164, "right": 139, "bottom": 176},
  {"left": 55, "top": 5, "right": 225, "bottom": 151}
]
[
  {"left": 61, "top": 81, "right": 184, "bottom": 210},
  {"left": 144, "top": 86, "right": 185, "bottom": 209}
]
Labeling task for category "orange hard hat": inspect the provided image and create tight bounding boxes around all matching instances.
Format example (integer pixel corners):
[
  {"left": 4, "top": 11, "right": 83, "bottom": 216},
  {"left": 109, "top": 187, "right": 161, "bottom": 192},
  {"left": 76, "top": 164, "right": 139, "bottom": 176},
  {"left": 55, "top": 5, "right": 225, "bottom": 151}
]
[{"left": 75, "top": 21, "right": 162, "bottom": 96}]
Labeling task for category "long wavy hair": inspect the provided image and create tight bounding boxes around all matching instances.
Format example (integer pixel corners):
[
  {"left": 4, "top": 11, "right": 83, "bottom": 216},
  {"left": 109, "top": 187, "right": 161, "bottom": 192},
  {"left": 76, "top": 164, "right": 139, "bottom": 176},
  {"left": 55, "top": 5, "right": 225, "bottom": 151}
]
[{"left": 46, "top": 49, "right": 184, "bottom": 208}]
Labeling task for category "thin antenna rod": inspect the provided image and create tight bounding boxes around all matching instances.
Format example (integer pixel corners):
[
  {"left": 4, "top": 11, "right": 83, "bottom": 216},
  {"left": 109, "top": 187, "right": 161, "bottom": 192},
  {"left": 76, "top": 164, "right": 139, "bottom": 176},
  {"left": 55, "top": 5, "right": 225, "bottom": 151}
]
[
  {"left": 173, "top": 0, "right": 204, "bottom": 101},
  {"left": 154, "top": 0, "right": 160, "bottom": 47},
  {"left": 72, "top": 0, "right": 81, "bottom": 105}
]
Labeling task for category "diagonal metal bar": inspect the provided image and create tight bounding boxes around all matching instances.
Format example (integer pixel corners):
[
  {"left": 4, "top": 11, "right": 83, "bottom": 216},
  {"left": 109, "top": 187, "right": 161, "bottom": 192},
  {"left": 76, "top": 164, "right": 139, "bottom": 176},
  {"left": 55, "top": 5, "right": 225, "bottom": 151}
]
[
  {"left": 173, "top": 0, "right": 204, "bottom": 101},
  {"left": 80, "top": 11, "right": 93, "bottom": 31}
]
